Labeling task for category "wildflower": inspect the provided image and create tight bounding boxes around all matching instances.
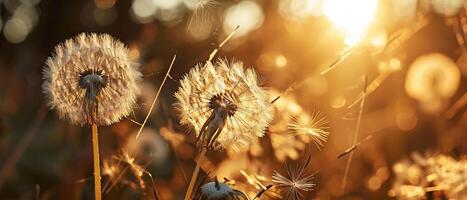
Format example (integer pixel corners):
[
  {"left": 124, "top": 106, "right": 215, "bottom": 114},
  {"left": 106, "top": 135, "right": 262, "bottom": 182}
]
[
  {"left": 193, "top": 178, "right": 249, "bottom": 200},
  {"left": 272, "top": 156, "right": 315, "bottom": 200},
  {"left": 174, "top": 59, "right": 272, "bottom": 151},
  {"left": 42, "top": 33, "right": 141, "bottom": 126}
]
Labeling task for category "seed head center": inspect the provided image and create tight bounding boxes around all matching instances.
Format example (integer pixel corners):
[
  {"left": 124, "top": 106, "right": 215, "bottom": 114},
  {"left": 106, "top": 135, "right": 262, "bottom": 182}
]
[
  {"left": 209, "top": 93, "right": 238, "bottom": 117},
  {"left": 79, "top": 69, "right": 108, "bottom": 103}
]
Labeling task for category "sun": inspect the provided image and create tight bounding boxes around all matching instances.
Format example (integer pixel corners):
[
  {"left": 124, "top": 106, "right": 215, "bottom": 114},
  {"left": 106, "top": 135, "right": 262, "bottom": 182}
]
[{"left": 322, "top": 0, "right": 378, "bottom": 45}]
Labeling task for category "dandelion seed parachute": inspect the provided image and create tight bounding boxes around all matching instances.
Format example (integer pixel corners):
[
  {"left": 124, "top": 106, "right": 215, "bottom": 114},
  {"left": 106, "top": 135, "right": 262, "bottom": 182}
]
[
  {"left": 272, "top": 156, "right": 315, "bottom": 200},
  {"left": 174, "top": 59, "right": 273, "bottom": 151},
  {"left": 287, "top": 111, "right": 329, "bottom": 150},
  {"left": 268, "top": 90, "right": 329, "bottom": 161},
  {"left": 42, "top": 33, "right": 141, "bottom": 126}
]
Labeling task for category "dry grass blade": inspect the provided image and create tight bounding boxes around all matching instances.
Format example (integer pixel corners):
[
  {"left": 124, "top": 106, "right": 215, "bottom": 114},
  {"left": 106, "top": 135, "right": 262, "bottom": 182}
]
[
  {"left": 136, "top": 55, "right": 177, "bottom": 139},
  {"left": 342, "top": 75, "right": 367, "bottom": 193},
  {"left": 347, "top": 70, "right": 392, "bottom": 109},
  {"left": 252, "top": 184, "right": 273, "bottom": 200},
  {"left": 321, "top": 45, "right": 357, "bottom": 75},
  {"left": 337, "top": 134, "right": 373, "bottom": 159},
  {"left": 207, "top": 25, "right": 239, "bottom": 63}
]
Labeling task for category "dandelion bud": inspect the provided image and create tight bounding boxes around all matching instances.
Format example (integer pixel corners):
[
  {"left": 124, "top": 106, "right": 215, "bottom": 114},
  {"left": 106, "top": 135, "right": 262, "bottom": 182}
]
[{"left": 42, "top": 33, "right": 141, "bottom": 126}]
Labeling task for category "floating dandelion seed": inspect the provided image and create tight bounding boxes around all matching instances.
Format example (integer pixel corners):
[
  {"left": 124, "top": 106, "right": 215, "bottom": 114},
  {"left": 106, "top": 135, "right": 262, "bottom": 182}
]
[
  {"left": 272, "top": 156, "right": 315, "bottom": 200},
  {"left": 174, "top": 59, "right": 273, "bottom": 151},
  {"left": 193, "top": 178, "right": 249, "bottom": 200},
  {"left": 42, "top": 33, "right": 141, "bottom": 126},
  {"left": 267, "top": 90, "right": 329, "bottom": 161},
  {"left": 288, "top": 111, "right": 329, "bottom": 150},
  {"left": 186, "top": 0, "right": 219, "bottom": 40}
]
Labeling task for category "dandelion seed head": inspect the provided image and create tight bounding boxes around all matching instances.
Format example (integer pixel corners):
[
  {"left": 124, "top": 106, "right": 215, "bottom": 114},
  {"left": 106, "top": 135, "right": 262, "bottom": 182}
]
[
  {"left": 174, "top": 59, "right": 273, "bottom": 151},
  {"left": 42, "top": 33, "right": 141, "bottom": 126}
]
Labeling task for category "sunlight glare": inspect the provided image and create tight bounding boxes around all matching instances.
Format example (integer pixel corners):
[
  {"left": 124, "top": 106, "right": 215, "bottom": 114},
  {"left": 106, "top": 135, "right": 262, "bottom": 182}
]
[{"left": 323, "top": 0, "right": 378, "bottom": 46}]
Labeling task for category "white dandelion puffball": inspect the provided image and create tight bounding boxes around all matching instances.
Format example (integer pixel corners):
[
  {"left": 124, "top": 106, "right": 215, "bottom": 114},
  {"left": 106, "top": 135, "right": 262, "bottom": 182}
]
[
  {"left": 174, "top": 59, "right": 273, "bottom": 151},
  {"left": 42, "top": 33, "right": 141, "bottom": 126}
]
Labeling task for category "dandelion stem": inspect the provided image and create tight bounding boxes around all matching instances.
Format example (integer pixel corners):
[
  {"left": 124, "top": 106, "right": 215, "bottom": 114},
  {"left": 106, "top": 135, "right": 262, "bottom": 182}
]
[
  {"left": 184, "top": 148, "right": 207, "bottom": 200},
  {"left": 91, "top": 123, "right": 102, "bottom": 200}
]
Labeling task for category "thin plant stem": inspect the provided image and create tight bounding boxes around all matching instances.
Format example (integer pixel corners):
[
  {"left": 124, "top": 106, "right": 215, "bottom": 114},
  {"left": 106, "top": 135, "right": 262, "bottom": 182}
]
[
  {"left": 136, "top": 55, "right": 176, "bottom": 139},
  {"left": 92, "top": 123, "right": 102, "bottom": 200},
  {"left": 320, "top": 44, "right": 357, "bottom": 75},
  {"left": 342, "top": 75, "right": 367, "bottom": 193},
  {"left": 207, "top": 25, "right": 239, "bottom": 63},
  {"left": 184, "top": 148, "right": 207, "bottom": 200}
]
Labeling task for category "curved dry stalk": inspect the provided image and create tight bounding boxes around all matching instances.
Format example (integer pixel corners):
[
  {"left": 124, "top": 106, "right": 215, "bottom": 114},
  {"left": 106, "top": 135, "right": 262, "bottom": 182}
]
[{"left": 136, "top": 55, "right": 176, "bottom": 139}]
